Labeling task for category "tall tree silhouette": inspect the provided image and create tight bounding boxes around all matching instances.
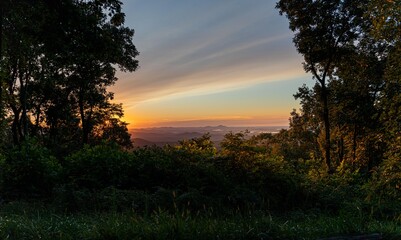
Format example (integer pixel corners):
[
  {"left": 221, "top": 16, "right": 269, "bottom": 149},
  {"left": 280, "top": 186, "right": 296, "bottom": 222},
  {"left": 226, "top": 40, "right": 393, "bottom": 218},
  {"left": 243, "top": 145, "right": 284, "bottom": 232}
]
[
  {"left": 277, "top": 0, "right": 366, "bottom": 173},
  {"left": 1, "top": 0, "right": 138, "bottom": 147}
]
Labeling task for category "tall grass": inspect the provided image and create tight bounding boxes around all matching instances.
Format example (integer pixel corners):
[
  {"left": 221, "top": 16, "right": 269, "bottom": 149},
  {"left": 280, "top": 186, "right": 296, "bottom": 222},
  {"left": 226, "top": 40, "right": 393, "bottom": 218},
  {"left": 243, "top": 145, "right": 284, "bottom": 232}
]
[{"left": 0, "top": 202, "right": 400, "bottom": 240}]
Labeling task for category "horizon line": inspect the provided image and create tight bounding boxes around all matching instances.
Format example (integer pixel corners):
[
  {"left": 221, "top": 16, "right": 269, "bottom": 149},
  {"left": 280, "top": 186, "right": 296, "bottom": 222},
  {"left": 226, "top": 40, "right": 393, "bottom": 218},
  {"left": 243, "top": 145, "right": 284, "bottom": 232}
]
[{"left": 129, "top": 125, "right": 290, "bottom": 129}]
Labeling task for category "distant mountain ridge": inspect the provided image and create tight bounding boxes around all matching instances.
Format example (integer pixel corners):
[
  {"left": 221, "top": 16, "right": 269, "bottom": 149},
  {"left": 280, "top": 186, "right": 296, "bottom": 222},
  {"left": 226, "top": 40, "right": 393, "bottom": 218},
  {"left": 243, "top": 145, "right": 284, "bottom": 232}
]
[{"left": 130, "top": 125, "right": 287, "bottom": 148}]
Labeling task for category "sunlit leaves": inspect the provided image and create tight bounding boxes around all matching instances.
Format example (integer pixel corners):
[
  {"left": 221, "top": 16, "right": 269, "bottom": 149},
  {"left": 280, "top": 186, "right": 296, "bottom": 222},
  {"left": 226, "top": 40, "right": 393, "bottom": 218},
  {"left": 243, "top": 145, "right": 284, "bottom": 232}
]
[{"left": 368, "top": 0, "right": 401, "bottom": 42}]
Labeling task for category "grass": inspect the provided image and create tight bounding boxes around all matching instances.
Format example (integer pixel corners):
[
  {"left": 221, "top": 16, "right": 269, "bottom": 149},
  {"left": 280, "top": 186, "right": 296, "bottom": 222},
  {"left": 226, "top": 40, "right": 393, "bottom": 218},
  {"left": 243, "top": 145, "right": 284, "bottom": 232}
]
[{"left": 0, "top": 202, "right": 400, "bottom": 240}]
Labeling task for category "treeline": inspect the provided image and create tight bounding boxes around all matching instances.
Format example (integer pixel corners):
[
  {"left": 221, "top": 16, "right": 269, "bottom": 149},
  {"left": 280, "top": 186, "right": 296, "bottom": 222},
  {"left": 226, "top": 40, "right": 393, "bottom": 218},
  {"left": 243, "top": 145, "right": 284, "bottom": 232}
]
[
  {"left": 275, "top": 0, "right": 401, "bottom": 204},
  {"left": 0, "top": 0, "right": 138, "bottom": 155}
]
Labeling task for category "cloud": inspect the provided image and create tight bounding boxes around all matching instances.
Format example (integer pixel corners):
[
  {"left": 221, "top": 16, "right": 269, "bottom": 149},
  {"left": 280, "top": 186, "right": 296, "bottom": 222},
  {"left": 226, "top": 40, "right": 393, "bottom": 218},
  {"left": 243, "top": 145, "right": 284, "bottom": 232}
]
[
  {"left": 131, "top": 116, "right": 289, "bottom": 128},
  {"left": 111, "top": 1, "right": 308, "bottom": 127},
  {"left": 112, "top": 0, "right": 303, "bottom": 102}
]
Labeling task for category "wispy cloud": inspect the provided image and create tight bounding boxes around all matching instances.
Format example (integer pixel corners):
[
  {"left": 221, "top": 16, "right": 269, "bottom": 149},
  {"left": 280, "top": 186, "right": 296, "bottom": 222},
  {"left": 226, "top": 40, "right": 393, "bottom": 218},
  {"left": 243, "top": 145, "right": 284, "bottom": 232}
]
[{"left": 111, "top": 1, "right": 308, "bottom": 127}]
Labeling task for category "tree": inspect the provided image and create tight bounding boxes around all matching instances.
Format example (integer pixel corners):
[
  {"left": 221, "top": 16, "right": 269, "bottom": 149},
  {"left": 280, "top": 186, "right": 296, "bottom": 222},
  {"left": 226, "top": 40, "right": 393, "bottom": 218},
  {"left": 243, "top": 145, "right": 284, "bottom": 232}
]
[
  {"left": 1, "top": 0, "right": 138, "bottom": 148},
  {"left": 277, "top": 0, "right": 367, "bottom": 173},
  {"left": 0, "top": 0, "right": 11, "bottom": 124},
  {"left": 58, "top": 0, "right": 138, "bottom": 145},
  {"left": 0, "top": 1, "right": 4, "bottom": 122},
  {"left": 90, "top": 103, "right": 133, "bottom": 148},
  {"left": 368, "top": 0, "right": 401, "bottom": 42},
  {"left": 330, "top": 38, "right": 385, "bottom": 172},
  {"left": 1, "top": 0, "right": 47, "bottom": 144},
  {"left": 371, "top": 7, "right": 401, "bottom": 197}
]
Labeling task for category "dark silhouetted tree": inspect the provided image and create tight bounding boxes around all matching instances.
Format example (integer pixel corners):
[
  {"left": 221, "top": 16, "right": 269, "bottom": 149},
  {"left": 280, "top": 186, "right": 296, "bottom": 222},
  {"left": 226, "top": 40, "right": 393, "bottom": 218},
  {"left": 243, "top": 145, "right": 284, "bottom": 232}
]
[
  {"left": 277, "top": 0, "right": 367, "bottom": 173},
  {"left": 1, "top": 0, "right": 138, "bottom": 149}
]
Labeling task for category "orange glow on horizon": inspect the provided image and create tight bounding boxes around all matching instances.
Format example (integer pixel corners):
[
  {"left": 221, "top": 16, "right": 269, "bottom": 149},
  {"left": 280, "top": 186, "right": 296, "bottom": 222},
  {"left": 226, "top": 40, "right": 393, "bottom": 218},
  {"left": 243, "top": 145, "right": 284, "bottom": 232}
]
[{"left": 123, "top": 114, "right": 290, "bottom": 129}]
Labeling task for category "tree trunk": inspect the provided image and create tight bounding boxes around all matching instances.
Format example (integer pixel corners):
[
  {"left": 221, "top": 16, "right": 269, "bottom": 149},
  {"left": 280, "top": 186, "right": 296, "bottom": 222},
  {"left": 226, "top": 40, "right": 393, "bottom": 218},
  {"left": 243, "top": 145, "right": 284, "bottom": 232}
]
[
  {"left": 10, "top": 106, "right": 21, "bottom": 145},
  {"left": 79, "top": 91, "right": 94, "bottom": 145},
  {"left": 0, "top": 4, "right": 3, "bottom": 121},
  {"left": 20, "top": 75, "right": 28, "bottom": 139},
  {"left": 352, "top": 124, "right": 357, "bottom": 162},
  {"left": 337, "top": 133, "right": 344, "bottom": 166},
  {"left": 78, "top": 95, "right": 88, "bottom": 145},
  {"left": 322, "top": 84, "right": 332, "bottom": 173}
]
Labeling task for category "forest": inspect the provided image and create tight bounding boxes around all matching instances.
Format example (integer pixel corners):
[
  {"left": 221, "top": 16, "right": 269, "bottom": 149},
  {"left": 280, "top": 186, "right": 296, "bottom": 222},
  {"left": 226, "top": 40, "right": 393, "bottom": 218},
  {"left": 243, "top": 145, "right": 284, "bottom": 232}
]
[{"left": 0, "top": 0, "right": 400, "bottom": 239}]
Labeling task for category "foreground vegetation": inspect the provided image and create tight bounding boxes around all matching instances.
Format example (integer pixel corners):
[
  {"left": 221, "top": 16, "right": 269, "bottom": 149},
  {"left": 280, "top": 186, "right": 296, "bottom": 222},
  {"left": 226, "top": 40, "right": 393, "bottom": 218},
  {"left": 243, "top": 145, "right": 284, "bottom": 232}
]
[
  {"left": 1, "top": 201, "right": 400, "bottom": 240},
  {"left": 0, "top": 135, "right": 400, "bottom": 239}
]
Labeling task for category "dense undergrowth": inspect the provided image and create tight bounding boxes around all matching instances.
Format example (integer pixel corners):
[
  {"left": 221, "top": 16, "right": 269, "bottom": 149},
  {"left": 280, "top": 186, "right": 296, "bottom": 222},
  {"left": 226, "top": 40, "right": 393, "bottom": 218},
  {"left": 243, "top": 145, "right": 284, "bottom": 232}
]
[{"left": 0, "top": 133, "right": 400, "bottom": 239}]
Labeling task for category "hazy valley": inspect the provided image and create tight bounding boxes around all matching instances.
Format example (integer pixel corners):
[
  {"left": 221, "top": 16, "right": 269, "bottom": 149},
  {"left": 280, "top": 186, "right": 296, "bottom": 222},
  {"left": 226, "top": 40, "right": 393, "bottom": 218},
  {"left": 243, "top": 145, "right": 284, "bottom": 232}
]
[{"left": 130, "top": 125, "right": 288, "bottom": 147}]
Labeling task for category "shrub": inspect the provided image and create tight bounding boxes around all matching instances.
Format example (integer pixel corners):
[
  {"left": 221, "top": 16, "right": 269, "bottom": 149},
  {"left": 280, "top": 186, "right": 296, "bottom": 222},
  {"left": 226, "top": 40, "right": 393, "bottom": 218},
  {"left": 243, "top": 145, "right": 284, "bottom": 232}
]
[
  {"left": 64, "top": 142, "right": 132, "bottom": 189},
  {"left": 173, "top": 133, "right": 217, "bottom": 161},
  {"left": 365, "top": 154, "right": 401, "bottom": 220},
  {"left": 130, "top": 146, "right": 230, "bottom": 198},
  {"left": 0, "top": 139, "right": 62, "bottom": 198}
]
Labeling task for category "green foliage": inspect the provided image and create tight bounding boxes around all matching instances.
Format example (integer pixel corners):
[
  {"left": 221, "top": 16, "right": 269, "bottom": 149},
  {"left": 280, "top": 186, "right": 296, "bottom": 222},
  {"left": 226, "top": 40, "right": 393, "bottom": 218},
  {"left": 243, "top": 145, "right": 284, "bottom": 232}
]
[
  {"left": 174, "top": 133, "right": 216, "bottom": 160},
  {"left": 220, "top": 131, "right": 268, "bottom": 165},
  {"left": 128, "top": 146, "right": 177, "bottom": 189},
  {"left": 64, "top": 142, "right": 132, "bottom": 189},
  {"left": 365, "top": 153, "right": 401, "bottom": 219},
  {"left": 47, "top": 132, "right": 311, "bottom": 213},
  {"left": 0, "top": 139, "right": 61, "bottom": 198},
  {"left": 304, "top": 172, "right": 366, "bottom": 214},
  {"left": 0, "top": 129, "right": 399, "bottom": 236},
  {"left": 368, "top": 0, "right": 401, "bottom": 42},
  {"left": 218, "top": 131, "right": 306, "bottom": 211},
  {"left": 91, "top": 115, "right": 133, "bottom": 148},
  {"left": 128, "top": 145, "right": 230, "bottom": 210},
  {"left": 277, "top": 0, "right": 370, "bottom": 171}
]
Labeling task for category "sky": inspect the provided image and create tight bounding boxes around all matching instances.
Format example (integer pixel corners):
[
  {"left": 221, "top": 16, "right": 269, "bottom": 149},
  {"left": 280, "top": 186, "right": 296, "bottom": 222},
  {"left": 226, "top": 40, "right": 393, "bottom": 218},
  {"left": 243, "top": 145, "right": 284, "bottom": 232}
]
[{"left": 111, "top": 0, "right": 311, "bottom": 128}]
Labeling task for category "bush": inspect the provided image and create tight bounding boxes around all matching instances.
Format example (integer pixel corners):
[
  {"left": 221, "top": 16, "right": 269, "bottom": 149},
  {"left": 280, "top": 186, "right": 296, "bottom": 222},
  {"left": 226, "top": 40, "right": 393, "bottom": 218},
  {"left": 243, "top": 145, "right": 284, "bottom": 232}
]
[
  {"left": 173, "top": 133, "right": 217, "bottom": 161},
  {"left": 217, "top": 132, "right": 306, "bottom": 211},
  {"left": 64, "top": 142, "right": 132, "bottom": 189},
  {"left": 0, "top": 139, "right": 62, "bottom": 198},
  {"left": 129, "top": 146, "right": 228, "bottom": 194},
  {"left": 365, "top": 154, "right": 401, "bottom": 220}
]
